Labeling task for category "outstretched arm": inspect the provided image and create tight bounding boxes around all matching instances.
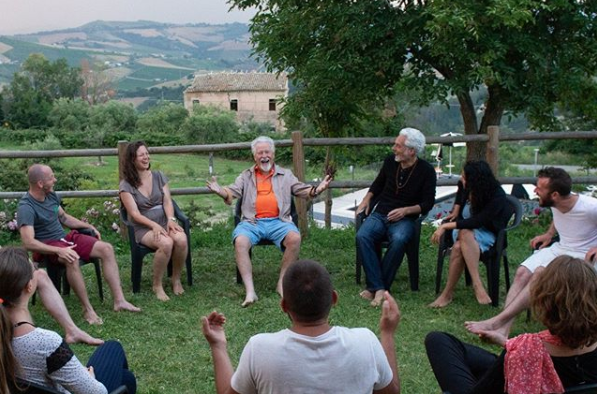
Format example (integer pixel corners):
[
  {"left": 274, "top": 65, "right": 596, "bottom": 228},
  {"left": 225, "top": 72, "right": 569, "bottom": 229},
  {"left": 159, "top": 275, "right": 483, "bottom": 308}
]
[
  {"left": 207, "top": 177, "right": 233, "bottom": 204},
  {"left": 201, "top": 312, "right": 239, "bottom": 394},
  {"left": 374, "top": 292, "right": 401, "bottom": 394}
]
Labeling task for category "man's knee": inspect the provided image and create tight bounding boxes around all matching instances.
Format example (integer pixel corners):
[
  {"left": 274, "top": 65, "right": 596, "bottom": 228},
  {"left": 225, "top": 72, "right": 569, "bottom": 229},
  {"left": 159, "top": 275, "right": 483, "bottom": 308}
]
[
  {"left": 93, "top": 241, "right": 115, "bottom": 259},
  {"left": 34, "top": 269, "right": 52, "bottom": 287},
  {"left": 283, "top": 231, "right": 301, "bottom": 249},
  {"left": 234, "top": 235, "right": 252, "bottom": 252},
  {"left": 514, "top": 266, "right": 533, "bottom": 285}
]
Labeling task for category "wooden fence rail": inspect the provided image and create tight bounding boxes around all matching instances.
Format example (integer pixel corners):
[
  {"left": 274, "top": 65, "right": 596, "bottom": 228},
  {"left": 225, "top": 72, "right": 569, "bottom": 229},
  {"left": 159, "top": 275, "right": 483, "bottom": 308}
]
[{"left": 1, "top": 129, "right": 597, "bottom": 233}]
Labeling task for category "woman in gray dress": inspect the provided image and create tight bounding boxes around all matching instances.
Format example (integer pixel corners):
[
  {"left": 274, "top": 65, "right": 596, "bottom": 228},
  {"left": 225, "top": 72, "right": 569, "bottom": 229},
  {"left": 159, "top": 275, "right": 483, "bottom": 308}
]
[{"left": 120, "top": 141, "right": 188, "bottom": 301}]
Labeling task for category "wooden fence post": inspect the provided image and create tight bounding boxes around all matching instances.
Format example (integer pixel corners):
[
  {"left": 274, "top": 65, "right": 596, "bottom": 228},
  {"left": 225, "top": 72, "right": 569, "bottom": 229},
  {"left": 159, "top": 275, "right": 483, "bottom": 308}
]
[
  {"left": 117, "top": 141, "right": 128, "bottom": 239},
  {"left": 291, "top": 131, "right": 309, "bottom": 236},
  {"left": 486, "top": 126, "right": 500, "bottom": 175}
]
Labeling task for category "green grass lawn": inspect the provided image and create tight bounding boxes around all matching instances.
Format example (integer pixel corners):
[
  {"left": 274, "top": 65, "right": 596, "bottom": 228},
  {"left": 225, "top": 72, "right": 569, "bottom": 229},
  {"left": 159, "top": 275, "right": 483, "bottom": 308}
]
[{"left": 28, "top": 220, "right": 546, "bottom": 393}]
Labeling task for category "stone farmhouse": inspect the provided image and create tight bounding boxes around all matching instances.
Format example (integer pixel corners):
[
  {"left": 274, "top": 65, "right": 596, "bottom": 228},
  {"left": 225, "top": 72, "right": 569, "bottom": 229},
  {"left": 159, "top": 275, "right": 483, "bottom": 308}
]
[{"left": 183, "top": 72, "right": 288, "bottom": 132}]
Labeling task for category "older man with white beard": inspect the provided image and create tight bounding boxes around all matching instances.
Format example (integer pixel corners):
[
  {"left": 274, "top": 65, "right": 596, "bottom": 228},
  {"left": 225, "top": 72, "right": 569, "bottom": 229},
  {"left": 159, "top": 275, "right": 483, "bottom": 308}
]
[{"left": 207, "top": 136, "right": 332, "bottom": 307}]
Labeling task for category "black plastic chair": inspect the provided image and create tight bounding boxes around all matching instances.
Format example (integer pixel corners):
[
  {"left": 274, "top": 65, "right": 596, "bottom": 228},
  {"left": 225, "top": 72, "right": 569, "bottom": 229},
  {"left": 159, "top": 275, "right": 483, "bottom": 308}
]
[
  {"left": 233, "top": 197, "right": 298, "bottom": 284},
  {"left": 355, "top": 205, "right": 426, "bottom": 292},
  {"left": 14, "top": 378, "right": 128, "bottom": 394},
  {"left": 434, "top": 194, "right": 523, "bottom": 307},
  {"left": 120, "top": 200, "right": 192, "bottom": 293},
  {"left": 565, "top": 383, "right": 597, "bottom": 393},
  {"left": 33, "top": 228, "right": 104, "bottom": 302}
]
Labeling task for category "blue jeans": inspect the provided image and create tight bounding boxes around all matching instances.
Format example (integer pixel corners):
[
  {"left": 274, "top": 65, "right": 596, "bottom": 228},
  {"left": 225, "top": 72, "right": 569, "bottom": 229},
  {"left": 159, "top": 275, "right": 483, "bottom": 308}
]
[
  {"left": 87, "top": 340, "right": 137, "bottom": 394},
  {"left": 356, "top": 212, "right": 415, "bottom": 292}
]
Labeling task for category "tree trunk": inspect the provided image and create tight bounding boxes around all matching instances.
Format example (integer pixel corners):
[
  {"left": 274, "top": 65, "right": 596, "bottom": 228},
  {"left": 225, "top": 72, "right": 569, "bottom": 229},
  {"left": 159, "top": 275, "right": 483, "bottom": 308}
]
[
  {"left": 475, "top": 84, "right": 505, "bottom": 161},
  {"left": 457, "top": 92, "right": 484, "bottom": 161}
]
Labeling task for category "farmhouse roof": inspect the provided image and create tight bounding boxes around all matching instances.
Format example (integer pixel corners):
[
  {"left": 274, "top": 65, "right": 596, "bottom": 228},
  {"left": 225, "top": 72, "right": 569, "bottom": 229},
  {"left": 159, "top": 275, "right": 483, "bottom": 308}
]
[{"left": 186, "top": 72, "right": 288, "bottom": 93}]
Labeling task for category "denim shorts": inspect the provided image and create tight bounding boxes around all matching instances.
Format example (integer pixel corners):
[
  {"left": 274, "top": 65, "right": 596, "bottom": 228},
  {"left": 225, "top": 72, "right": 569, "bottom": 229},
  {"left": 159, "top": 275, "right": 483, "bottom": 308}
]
[
  {"left": 233, "top": 218, "right": 299, "bottom": 249},
  {"left": 452, "top": 227, "right": 496, "bottom": 253}
]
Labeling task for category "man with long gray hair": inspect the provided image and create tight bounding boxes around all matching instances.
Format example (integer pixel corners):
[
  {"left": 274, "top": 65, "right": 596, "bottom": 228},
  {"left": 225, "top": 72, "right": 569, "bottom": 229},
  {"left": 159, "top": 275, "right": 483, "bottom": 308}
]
[
  {"left": 356, "top": 127, "right": 436, "bottom": 306},
  {"left": 207, "top": 136, "right": 332, "bottom": 307}
]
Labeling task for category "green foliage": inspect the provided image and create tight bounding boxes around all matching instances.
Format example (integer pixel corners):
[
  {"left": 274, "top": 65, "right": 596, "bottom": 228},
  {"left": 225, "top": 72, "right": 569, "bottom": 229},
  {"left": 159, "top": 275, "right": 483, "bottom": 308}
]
[
  {"left": 181, "top": 105, "right": 239, "bottom": 145},
  {"left": 48, "top": 98, "right": 91, "bottom": 132},
  {"left": 134, "top": 102, "right": 188, "bottom": 146},
  {"left": 2, "top": 54, "right": 83, "bottom": 129},
  {"left": 232, "top": 0, "right": 597, "bottom": 160}
]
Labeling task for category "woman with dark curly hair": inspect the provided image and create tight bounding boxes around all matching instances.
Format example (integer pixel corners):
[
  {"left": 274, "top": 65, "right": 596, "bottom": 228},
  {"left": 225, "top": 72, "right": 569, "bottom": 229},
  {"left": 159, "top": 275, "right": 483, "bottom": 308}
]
[
  {"left": 120, "top": 141, "right": 188, "bottom": 301},
  {"left": 430, "top": 160, "right": 511, "bottom": 307},
  {"left": 425, "top": 255, "right": 597, "bottom": 394}
]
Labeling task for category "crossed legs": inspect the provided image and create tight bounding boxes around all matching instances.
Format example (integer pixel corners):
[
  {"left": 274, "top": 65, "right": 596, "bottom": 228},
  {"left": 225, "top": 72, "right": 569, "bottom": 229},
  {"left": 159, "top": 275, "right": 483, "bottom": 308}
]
[
  {"left": 465, "top": 265, "right": 538, "bottom": 342},
  {"left": 34, "top": 269, "right": 103, "bottom": 345},
  {"left": 430, "top": 230, "right": 491, "bottom": 308}
]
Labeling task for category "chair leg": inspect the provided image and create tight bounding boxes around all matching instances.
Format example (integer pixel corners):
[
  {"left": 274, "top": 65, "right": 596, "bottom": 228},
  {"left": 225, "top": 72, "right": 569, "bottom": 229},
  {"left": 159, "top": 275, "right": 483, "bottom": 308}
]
[
  {"left": 435, "top": 250, "right": 446, "bottom": 295},
  {"left": 93, "top": 260, "right": 104, "bottom": 302},
  {"left": 131, "top": 250, "right": 143, "bottom": 294},
  {"left": 355, "top": 242, "right": 362, "bottom": 285},
  {"left": 185, "top": 246, "right": 193, "bottom": 286},
  {"left": 405, "top": 241, "right": 419, "bottom": 291}
]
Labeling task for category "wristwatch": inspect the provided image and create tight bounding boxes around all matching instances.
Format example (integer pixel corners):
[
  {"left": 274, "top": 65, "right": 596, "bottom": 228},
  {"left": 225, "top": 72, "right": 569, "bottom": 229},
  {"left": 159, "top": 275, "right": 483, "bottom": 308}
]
[{"left": 170, "top": 217, "right": 178, "bottom": 223}]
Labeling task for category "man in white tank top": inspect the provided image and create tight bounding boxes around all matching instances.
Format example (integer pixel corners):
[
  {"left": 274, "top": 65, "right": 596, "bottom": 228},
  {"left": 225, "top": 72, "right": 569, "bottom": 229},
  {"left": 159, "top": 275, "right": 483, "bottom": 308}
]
[
  {"left": 466, "top": 167, "right": 597, "bottom": 344},
  {"left": 201, "top": 259, "right": 401, "bottom": 394}
]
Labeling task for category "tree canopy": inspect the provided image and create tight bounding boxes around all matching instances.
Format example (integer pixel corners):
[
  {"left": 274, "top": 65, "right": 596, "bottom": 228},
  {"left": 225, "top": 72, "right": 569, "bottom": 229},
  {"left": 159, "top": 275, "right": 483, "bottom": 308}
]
[{"left": 232, "top": 0, "right": 597, "bottom": 159}]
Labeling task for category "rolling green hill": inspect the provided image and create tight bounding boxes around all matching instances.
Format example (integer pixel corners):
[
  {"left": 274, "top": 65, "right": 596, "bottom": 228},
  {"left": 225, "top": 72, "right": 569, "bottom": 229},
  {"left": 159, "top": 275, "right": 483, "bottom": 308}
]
[{"left": 0, "top": 21, "right": 257, "bottom": 91}]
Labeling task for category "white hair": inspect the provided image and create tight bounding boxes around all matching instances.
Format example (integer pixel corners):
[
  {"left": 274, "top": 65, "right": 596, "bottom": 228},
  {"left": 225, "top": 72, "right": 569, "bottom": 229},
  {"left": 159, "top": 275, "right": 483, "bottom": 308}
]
[
  {"left": 399, "top": 127, "right": 426, "bottom": 155},
  {"left": 251, "top": 136, "right": 275, "bottom": 155}
]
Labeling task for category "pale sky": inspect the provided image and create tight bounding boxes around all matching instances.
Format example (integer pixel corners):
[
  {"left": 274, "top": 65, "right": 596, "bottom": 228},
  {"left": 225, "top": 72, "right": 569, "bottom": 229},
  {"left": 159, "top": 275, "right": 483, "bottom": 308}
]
[{"left": 0, "top": 0, "right": 256, "bottom": 35}]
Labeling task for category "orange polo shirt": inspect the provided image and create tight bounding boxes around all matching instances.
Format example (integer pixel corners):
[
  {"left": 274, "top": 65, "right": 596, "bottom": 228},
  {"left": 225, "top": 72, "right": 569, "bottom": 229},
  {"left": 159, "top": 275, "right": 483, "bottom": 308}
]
[{"left": 255, "top": 167, "right": 279, "bottom": 218}]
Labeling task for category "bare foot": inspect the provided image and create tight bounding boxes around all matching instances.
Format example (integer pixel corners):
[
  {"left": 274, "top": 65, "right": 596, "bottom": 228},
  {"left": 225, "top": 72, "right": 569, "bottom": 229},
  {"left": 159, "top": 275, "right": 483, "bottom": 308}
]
[
  {"left": 473, "top": 286, "right": 492, "bottom": 305},
  {"left": 428, "top": 295, "right": 453, "bottom": 308},
  {"left": 65, "top": 328, "right": 104, "bottom": 346},
  {"left": 370, "top": 290, "right": 385, "bottom": 307},
  {"left": 172, "top": 280, "right": 185, "bottom": 296},
  {"left": 114, "top": 300, "right": 142, "bottom": 312},
  {"left": 359, "top": 290, "right": 374, "bottom": 301},
  {"left": 241, "top": 293, "right": 258, "bottom": 308},
  {"left": 153, "top": 286, "right": 170, "bottom": 302},
  {"left": 477, "top": 329, "right": 508, "bottom": 346},
  {"left": 83, "top": 310, "right": 103, "bottom": 325},
  {"left": 464, "top": 318, "right": 497, "bottom": 334}
]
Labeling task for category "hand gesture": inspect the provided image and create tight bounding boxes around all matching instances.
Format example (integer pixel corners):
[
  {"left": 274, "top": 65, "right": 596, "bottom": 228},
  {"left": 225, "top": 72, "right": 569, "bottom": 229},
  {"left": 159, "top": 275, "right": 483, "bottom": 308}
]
[
  {"left": 201, "top": 311, "right": 227, "bottom": 347},
  {"left": 151, "top": 223, "right": 168, "bottom": 242},
  {"left": 206, "top": 176, "right": 224, "bottom": 197},
  {"left": 387, "top": 207, "right": 407, "bottom": 222},
  {"left": 379, "top": 292, "right": 400, "bottom": 335},
  {"left": 56, "top": 245, "right": 79, "bottom": 264},
  {"left": 167, "top": 219, "right": 183, "bottom": 234},
  {"left": 315, "top": 174, "right": 333, "bottom": 195},
  {"left": 530, "top": 233, "right": 553, "bottom": 250},
  {"left": 88, "top": 225, "right": 101, "bottom": 240},
  {"left": 431, "top": 226, "right": 446, "bottom": 245},
  {"left": 355, "top": 200, "right": 370, "bottom": 218}
]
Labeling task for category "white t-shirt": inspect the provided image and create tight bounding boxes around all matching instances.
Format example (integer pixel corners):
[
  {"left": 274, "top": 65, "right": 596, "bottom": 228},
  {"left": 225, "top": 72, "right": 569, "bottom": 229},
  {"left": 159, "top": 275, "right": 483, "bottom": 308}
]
[
  {"left": 553, "top": 194, "right": 597, "bottom": 252},
  {"left": 231, "top": 326, "right": 393, "bottom": 394}
]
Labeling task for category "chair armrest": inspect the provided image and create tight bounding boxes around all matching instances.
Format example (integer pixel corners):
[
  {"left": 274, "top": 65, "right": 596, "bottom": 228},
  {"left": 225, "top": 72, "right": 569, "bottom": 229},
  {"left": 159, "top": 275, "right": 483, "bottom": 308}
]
[
  {"left": 76, "top": 228, "right": 98, "bottom": 238},
  {"left": 172, "top": 200, "right": 189, "bottom": 223}
]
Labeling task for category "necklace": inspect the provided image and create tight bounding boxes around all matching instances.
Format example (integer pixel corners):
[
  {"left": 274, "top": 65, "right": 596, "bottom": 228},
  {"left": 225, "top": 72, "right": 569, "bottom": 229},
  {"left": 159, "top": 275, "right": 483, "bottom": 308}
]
[
  {"left": 13, "top": 321, "right": 35, "bottom": 328},
  {"left": 395, "top": 159, "right": 418, "bottom": 193}
]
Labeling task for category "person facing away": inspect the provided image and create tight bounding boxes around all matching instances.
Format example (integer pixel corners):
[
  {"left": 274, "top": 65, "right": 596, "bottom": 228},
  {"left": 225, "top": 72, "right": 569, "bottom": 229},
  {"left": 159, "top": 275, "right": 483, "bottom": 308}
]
[
  {"left": 119, "top": 141, "right": 188, "bottom": 301},
  {"left": 429, "top": 160, "right": 512, "bottom": 308},
  {"left": 426, "top": 255, "right": 597, "bottom": 394},
  {"left": 202, "top": 259, "right": 401, "bottom": 394},
  {"left": 465, "top": 167, "right": 597, "bottom": 342},
  {"left": 17, "top": 164, "right": 140, "bottom": 325},
  {"left": 356, "top": 127, "right": 436, "bottom": 307},
  {"left": 0, "top": 246, "right": 137, "bottom": 394},
  {"left": 206, "top": 136, "right": 332, "bottom": 307}
]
